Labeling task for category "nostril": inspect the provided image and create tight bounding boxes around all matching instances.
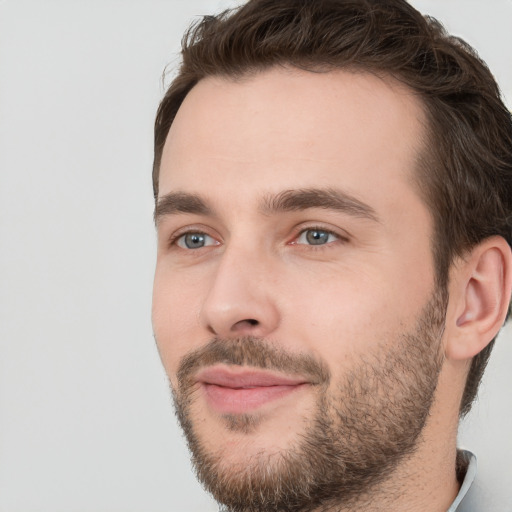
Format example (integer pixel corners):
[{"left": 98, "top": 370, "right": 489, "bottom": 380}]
[
  {"left": 232, "top": 318, "right": 259, "bottom": 330},
  {"left": 207, "top": 318, "right": 260, "bottom": 336}
]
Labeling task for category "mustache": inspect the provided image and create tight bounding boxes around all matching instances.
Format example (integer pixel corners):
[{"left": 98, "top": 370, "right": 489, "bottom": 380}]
[{"left": 176, "top": 336, "right": 331, "bottom": 388}]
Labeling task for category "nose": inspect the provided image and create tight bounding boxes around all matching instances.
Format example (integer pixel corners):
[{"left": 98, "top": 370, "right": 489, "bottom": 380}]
[{"left": 200, "top": 244, "right": 280, "bottom": 338}]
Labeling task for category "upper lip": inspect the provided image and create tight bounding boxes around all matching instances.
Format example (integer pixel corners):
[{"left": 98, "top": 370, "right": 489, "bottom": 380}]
[{"left": 196, "top": 366, "right": 309, "bottom": 388}]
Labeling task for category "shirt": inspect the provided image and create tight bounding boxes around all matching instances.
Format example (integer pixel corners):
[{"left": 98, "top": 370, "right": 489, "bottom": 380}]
[{"left": 447, "top": 450, "right": 477, "bottom": 512}]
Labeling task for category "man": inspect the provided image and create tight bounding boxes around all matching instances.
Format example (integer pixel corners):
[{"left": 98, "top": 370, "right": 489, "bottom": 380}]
[{"left": 151, "top": 1, "right": 512, "bottom": 510}]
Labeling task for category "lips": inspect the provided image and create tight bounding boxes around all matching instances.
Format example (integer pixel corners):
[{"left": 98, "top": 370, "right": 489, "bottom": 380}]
[{"left": 196, "top": 366, "right": 309, "bottom": 414}]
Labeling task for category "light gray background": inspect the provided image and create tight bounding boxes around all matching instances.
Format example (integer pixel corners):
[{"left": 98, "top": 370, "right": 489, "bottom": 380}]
[{"left": 0, "top": 1, "right": 511, "bottom": 511}]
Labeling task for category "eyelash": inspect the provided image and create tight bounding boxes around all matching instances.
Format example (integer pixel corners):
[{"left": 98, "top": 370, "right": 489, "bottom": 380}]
[
  {"left": 166, "top": 225, "right": 348, "bottom": 251},
  {"left": 167, "top": 227, "right": 218, "bottom": 250},
  {"left": 291, "top": 225, "right": 347, "bottom": 248}
]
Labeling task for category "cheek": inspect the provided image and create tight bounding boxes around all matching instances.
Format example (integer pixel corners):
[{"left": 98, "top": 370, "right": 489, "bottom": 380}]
[
  {"left": 295, "top": 288, "right": 387, "bottom": 357},
  {"left": 152, "top": 264, "right": 205, "bottom": 381},
  {"left": 280, "top": 263, "right": 426, "bottom": 361}
]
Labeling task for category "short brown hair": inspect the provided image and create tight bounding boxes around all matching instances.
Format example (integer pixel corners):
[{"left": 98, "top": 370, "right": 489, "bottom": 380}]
[{"left": 153, "top": 0, "right": 512, "bottom": 416}]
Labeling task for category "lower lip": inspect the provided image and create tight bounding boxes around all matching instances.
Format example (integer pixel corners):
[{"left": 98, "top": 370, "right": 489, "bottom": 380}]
[{"left": 203, "top": 383, "right": 306, "bottom": 414}]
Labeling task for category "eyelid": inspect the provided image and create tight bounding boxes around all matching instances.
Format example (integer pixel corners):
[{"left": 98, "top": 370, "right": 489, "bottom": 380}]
[
  {"left": 289, "top": 224, "right": 350, "bottom": 245},
  {"left": 166, "top": 225, "right": 222, "bottom": 249},
  {"left": 295, "top": 229, "right": 338, "bottom": 245},
  {"left": 177, "top": 232, "right": 218, "bottom": 249},
  {"left": 162, "top": 222, "right": 349, "bottom": 250}
]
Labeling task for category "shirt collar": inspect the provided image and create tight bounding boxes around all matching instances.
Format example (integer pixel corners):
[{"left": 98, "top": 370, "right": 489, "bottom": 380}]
[{"left": 447, "top": 450, "right": 477, "bottom": 512}]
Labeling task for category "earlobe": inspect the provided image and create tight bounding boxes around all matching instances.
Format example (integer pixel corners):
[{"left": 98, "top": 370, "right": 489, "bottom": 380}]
[{"left": 445, "top": 237, "right": 512, "bottom": 361}]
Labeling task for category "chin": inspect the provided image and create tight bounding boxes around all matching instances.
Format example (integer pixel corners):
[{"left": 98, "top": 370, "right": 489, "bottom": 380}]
[{"left": 189, "top": 398, "right": 314, "bottom": 462}]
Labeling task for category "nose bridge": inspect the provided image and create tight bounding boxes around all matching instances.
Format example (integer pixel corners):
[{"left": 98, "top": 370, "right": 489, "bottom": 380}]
[{"left": 200, "top": 237, "right": 280, "bottom": 337}]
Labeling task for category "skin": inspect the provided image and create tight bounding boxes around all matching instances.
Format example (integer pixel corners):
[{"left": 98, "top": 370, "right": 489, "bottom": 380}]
[{"left": 152, "top": 68, "right": 511, "bottom": 511}]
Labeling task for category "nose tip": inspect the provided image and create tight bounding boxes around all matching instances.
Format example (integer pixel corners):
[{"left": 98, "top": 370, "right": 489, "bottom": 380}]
[{"left": 201, "top": 252, "right": 280, "bottom": 339}]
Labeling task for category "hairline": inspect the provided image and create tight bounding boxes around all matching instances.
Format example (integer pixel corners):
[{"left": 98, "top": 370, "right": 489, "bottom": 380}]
[{"left": 154, "top": 63, "right": 435, "bottom": 194}]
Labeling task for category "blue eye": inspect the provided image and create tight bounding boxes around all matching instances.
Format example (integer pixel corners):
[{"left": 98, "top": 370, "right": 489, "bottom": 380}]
[
  {"left": 176, "top": 232, "right": 217, "bottom": 249},
  {"left": 296, "top": 229, "right": 338, "bottom": 246}
]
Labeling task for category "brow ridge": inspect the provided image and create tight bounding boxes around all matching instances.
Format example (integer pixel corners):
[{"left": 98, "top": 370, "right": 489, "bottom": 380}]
[
  {"left": 154, "top": 187, "right": 379, "bottom": 224},
  {"left": 154, "top": 191, "right": 211, "bottom": 224},
  {"left": 260, "top": 187, "right": 379, "bottom": 221}
]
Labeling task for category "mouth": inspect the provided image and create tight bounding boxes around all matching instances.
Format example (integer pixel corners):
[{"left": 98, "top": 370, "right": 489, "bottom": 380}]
[{"left": 196, "top": 365, "right": 310, "bottom": 414}]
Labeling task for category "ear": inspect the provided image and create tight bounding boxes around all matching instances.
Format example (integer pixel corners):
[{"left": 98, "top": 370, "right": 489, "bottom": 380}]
[{"left": 444, "top": 236, "right": 512, "bottom": 361}]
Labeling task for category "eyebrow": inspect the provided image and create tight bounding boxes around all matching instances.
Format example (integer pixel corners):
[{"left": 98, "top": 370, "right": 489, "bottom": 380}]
[
  {"left": 260, "top": 188, "right": 379, "bottom": 221},
  {"left": 154, "top": 187, "right": 379, "bottom": 224},
  {"left": 154, "top": 191, "right": 212, "bottom": 224}
]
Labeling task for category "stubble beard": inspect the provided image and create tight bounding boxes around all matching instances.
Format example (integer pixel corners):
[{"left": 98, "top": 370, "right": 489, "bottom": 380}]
[{"left": 171, "top": 289, "right": 446, "bottom": 512}]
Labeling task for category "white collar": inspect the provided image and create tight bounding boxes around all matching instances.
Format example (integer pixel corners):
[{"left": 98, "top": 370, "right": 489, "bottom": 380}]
[{"left": 447, "top": 450, "right": 477, "bottom": 512}]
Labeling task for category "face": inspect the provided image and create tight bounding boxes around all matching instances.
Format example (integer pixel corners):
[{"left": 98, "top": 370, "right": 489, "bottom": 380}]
[{"left": 152, "top": 68, "right": 446, "bottom": 511}]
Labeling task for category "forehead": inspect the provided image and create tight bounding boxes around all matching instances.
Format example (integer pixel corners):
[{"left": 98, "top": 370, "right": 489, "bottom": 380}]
[{"left": 159, "top": 68, "right": 427, "bottom": 210}]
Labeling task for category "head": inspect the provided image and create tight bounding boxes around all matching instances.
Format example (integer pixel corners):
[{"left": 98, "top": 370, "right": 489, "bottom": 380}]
[{"left": 152, "top": 0, "right": 512, "bottom": 510}]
